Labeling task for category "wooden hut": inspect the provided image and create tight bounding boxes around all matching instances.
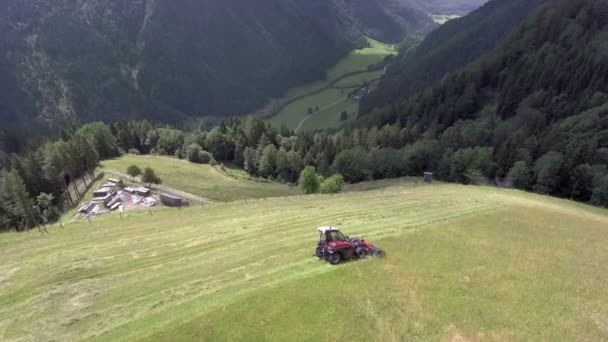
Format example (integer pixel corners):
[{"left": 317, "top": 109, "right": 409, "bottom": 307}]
[{"left": 424, "top": 172, "right": 433, "bottom": 184}]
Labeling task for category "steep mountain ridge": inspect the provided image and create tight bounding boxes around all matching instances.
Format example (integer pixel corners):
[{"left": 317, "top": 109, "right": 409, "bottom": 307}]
[
  {"left": 0, "top": 0, "right": 432, "bottom": 150},
  {"left": 367, "top": 0, "right": 608, "bottom": 202},
  {"left": 361, "top": 0, "right": 552, "bottom": 113}
]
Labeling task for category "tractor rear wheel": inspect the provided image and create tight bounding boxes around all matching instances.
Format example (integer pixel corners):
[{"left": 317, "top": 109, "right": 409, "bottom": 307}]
[
  {"left": 329, "top": 253, "right": 342, "bottom": 265},
  {"left": 356, "top": 248, "right": 366, "bottom": 259}
]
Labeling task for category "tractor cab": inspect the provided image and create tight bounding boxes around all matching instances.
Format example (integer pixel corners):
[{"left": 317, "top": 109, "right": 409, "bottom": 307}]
[{"left": 317, "top": 226, "right": 347, "bottom": 243}]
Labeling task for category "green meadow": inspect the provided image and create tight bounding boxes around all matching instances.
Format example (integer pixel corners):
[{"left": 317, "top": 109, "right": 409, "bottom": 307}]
[
  {"left": 1, "top": 182, "right": 607, "bottom": 341},
  {"left": 99, "top": 155, "right": 300, "bottom": 202},
  {"left": 268, "top": 39, "right": 396, "bottom": 131}
]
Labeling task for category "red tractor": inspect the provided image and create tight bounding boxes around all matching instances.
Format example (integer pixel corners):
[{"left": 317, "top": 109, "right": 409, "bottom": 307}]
[{"left": 315, "top": 226, "right": 385, "bottom": 265}]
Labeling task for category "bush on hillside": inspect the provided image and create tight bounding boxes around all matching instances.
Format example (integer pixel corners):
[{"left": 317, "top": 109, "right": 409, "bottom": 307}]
[
  {"left": 186, "top": 144, "right": 214, "bottom": 164},
  {"left": 508, "top": 161, "right": 532, "bottom": 190},
  {"left": 592, "top": 174, "right": 608, "bottom": 207},
  {"left": 464, "top": 168, "right": 487, "bottom": 186},
  {"left": 534, "top": 151, "right": 564, "bottom": 195},
  {"left": 142, "top": 167, "right": 161, "bottom": 187},
  {"left": 331, "top": 147, "right": 371, "bottom": 183},
  {"left": 127, "top": 165, "right": 142, "bottom": 177},
  {"left": 175, "top": 148, "right": 184, "bottom": 159},
  {"left": 299, "top": 166, "right": 320, "bottom": 194},
  {"left": 320, "top": 174, "right": 344, "bottom": 194}
]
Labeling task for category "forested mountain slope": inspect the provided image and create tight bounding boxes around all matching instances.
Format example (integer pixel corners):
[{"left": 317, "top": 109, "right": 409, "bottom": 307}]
[
  {"left": 367, "top": 0, "right": 608, "bottom": 202},
  {"left": 0, "top": 0, "right": 432, "bottom": 152},
  {"left": 361, "top": 0, "right": 552, "bottom": 113}
]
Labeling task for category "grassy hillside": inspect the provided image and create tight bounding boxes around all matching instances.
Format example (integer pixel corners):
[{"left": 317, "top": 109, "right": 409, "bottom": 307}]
[
  {"left": 1, "top": 184, "right": 607, "bottom": 340},
  {"left": 268, "top": 39, "right": 396, "bottom": 131},
  {"left": 99, "top": 155, "right": 299, "bottom": 202}
]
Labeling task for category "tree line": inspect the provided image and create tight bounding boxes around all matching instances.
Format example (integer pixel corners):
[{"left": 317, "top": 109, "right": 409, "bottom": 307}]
[
  {"left": 0, "top": 123, "right": 119, "bottom": 231},
  {"left": 2, "top": 108, "right": 608, "bottom": 231}
]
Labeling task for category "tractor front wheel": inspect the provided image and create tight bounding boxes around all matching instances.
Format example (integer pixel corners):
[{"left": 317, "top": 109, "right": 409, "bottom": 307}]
[{"left": 329, "top": 253, "right": 342, "bottom": 265}]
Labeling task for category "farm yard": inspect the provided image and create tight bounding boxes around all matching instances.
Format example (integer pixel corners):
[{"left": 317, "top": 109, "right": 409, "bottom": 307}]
[
  {"left": 99, "top": 155, "right": 300, "bottom": 202},
  {"left": 267, "top": 39, "right": 396, "bottom": 131},
  {"left": 1, "top": 184, "right": 607, "bottom": 341}
]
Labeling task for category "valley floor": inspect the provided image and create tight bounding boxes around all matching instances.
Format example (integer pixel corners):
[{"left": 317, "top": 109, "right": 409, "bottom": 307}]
[
  {"left": 1, "top": 184, "right": 607, "bottom": 341},
  {"left": 266, "top": 39, "right": 396, "bottom": 131}
]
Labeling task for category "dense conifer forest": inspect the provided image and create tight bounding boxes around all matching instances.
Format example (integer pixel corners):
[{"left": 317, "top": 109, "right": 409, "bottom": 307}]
[{"left": 361, "top": 0, "right": 552, "bottom": 113}]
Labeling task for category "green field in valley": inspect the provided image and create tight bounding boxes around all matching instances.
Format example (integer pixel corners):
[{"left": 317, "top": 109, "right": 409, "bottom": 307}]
[
  {"left": 1, "top": 182, "right": 607, "bottom": 341},
  {"left": 431, "top": 14, "right": 461, "bottom": 24},
  {"left": 268, "top": 39, "right": 396, "bottom": 131},
  {"left": 99, "top": 155, "right": 300, "bottom": 202}
]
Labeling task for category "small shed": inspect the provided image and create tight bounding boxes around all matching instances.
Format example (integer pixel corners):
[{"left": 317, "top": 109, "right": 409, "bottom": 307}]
[
  {"left": 102, "top": 182, "right": 117, "bottom": 189},
  {"left": 424, "top": 172, "right": 433, "bottom": 184},
  {"left": 107, "top": 196, "right": 122, "bottom": 208},
  {"left": 94, "top": 187, "right": 113, "bottom": 197},
  {"left": 135, "top": 187, "right": 151, "bottom": 197},
  {"left": 108, "top": 178, "right": 123, "bottom": 185},
  {"left": 78, "top": 202, "right": 97, "bottom": 214},
  {"left": 160, "top": 193, "right": 184, "bottom": 207}
]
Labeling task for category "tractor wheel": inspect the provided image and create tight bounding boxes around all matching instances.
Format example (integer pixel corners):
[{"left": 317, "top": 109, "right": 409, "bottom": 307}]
[
  {"left": 356, "top": 248, "right": 366, "bottom": 259},
  {"left": 315, "top": 247, "right": 324, "bottom": 258},
  {"left": 329, "top": 253, "right": 342, "bottom": 265}
]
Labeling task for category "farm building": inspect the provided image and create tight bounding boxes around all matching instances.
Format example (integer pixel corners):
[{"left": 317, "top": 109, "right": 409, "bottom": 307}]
[
  {"left": 160, "top": 193, "right": 184, "bottom": 207},
  {"left": 125, "top": 187, "right": 151, "bottom": 197},
  {"left": 77, "top": 202, "right": 97, "bottom": 214},
  {"left": 108, "top": 178, "right": 123, "bottom": 186},
  {"left": 93, "top": 187, "right": 113, "bottom": 197},
  {"left": 424, "top": 172, "right": 433, "bottom": 183}
]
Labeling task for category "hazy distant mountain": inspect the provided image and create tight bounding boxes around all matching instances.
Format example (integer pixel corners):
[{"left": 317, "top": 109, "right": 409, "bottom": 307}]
[{"left": 0, "top": 0, "right": 432, "bottom": 136}]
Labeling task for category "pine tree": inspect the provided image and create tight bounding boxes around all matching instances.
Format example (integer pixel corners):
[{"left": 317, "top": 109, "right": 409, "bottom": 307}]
[{"left": 7, "top": 170, "right": 39, "bottom": 231}]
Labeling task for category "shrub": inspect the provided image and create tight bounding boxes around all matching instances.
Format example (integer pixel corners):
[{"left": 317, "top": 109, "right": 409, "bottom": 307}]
[
  {"left": 299, "top": 166, "right": 320, "bottom": 194},
  {"left": 126, "top": 165, "right": 142, "bottom": 177},
  {"left": 331, "top": 147, "right": 371, "bottom": 183},
  {"left": 186, "top": 144, "right": 214, "bottom": 164},
  {"left": 320, "top": 174, "right": 344, "bottom": 194},
  {"left": 186, "top": 144, "right": 204, "bottom": 163},
  {"left": 128, "top": 148, "right": 141, "bottom": 155},
  {"left": 591, "top": 174, "right": 608, "bottom": 207},
  {"left": 464, "top": 168, "right": 487, "bottom": 185},
  {"left": 142, "top": 167, "right": 161, "bottom": 187},
  {"left": 533, "top": 151, "right": 564, "bottom": 194},
  {"left": 508, "top": 161, "right": 532, "bottom": 190},
  {"left": 175, "top": 148, "right": 184, "bottom": 159}
]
